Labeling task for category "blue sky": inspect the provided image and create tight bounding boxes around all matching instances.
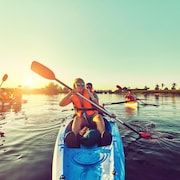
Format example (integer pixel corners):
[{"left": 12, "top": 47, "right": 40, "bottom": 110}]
[{"left": 0, "top": 0, "right": 179, "bottom": 90}]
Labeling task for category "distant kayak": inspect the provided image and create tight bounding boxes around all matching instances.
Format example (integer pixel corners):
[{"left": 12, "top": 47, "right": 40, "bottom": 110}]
[
  {"left": 52, "top": 116, "right": 125, "bottom": 180},
  {"left": 125, "top": 101, "right": 139, "bottom": 109}
]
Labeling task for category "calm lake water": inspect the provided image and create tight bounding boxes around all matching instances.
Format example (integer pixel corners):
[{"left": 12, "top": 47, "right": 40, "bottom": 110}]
[{"left": 0, "top": 94, "right": 179, "bottom": 180}]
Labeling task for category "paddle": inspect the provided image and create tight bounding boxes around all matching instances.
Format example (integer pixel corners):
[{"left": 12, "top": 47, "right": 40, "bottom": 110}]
[
  {"left": 116, "top": 85, "right": 122, "bottom": 91},
  {"left": 138, "top": 99, "right": 159, "bottom": 107},
  {"left": 103, "top": 100, "right": 148, "bottom": 106},
  {"left": 103, "top": 101, "right": 128, "bottom": 106},
  {"left": 0, "top": 74, "right": 8, "bottom": 87},
  {"left": 61, "top": 108, "right": 74, "bottom": 112},
  {"left": 31, "top": 61, "right": 152, "bottom": 139}
]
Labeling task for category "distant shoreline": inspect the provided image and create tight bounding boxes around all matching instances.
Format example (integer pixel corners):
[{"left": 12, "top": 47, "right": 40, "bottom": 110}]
[
  {"left": 114, "top": 89, "right": 180, "bottom": 96},
  {"left": 95, "top": 89, "right": 180, "bottom": 96},
  {"left": 2, "top": 88, "right": 180, "bottom": 96}
]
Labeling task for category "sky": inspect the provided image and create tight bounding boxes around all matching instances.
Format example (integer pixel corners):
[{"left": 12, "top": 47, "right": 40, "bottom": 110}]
[{"left": 0, "top": 0, "right": 180, "bottom": 90}]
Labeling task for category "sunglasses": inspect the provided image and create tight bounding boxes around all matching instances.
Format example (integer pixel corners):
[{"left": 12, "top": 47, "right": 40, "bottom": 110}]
[{"left": 76, "top": 82, "right": 85, "bottom": 87}]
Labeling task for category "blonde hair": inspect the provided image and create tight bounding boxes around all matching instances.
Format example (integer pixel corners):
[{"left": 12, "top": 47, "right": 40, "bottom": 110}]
[{"left": 73, "top": 78, "right": 85, "bottom": 88}]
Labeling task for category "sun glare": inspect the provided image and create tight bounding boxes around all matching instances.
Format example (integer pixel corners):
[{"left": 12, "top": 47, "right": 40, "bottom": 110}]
[{"left": 24, "top": 78, "right": 34, "bottom": 88}]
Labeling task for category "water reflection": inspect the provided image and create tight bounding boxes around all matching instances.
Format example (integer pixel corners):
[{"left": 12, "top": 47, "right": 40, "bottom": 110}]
[
  {"left": 12, "top": 103, "right": 22, "bottom": 113},
  {"left": 0, "top": 103, "right": 11, "bottom": 113},
  {"left": 0, "top": 99, "right": 27, "bottom": 138},
  {"left": 0, "top": 100, "right": 26, "bottom": 114},
  {"left": 125, "top": 106, "right": 139, "bottom": 117}
]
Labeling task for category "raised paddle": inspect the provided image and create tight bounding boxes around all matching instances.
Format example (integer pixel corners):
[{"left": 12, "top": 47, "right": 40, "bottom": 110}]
[
  {"left": 31, "top": 61, "right": 152, "bottom": 139},
  {"left": 116, "top": 85, "right": 122, "bottom": 91},
  {"left": 0, "top": 74, "right": 8, "bottom": 87}
]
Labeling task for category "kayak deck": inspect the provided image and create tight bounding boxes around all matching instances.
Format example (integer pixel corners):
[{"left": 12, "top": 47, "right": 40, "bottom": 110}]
[
  {"left": 52, "top": 117, "right": 125, "bottom": 180},
  {"left": 125, "top": 101, "right": 139, "bottom": 108}
]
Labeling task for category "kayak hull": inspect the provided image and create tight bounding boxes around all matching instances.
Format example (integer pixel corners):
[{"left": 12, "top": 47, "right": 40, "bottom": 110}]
[
  {"left": 52, "top": 116, "right": 125, "bottom": 180},
  {"left": 125, "top": 101, "right": 139, "bottom": 109}
]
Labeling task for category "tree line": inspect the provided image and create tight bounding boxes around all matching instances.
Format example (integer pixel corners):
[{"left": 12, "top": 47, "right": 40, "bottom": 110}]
[{"left": 21, "top": 82, "right": 179, "bottom": 95}]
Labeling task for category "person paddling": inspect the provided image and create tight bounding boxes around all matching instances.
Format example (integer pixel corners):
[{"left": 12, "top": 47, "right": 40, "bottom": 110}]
[
  {"left": 59, "top": 78, "right": 112, "bottom": 148},
  {"left": 86, "top": 82, "right": 99, "bottom": 103},
  {"left": 125, "top": 90, "right": 137, "bottom": 101}
]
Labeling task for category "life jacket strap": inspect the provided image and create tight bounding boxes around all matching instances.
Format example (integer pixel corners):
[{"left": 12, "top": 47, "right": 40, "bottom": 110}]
[{"left": 75, "top": 107, "right": 97, "bottom": 111}]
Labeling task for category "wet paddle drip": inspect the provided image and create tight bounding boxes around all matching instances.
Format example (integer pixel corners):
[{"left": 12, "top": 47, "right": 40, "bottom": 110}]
[
  {"left": 119, "top": 120, "right": 158, "bottom": 140},
  {"left": 120, "top": 119, "right": 179, "bottom": 141}
]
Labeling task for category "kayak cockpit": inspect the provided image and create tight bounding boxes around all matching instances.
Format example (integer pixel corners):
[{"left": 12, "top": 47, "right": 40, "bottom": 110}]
[{"left": 64, "top": 118, "right": 112, "bottom": 148}]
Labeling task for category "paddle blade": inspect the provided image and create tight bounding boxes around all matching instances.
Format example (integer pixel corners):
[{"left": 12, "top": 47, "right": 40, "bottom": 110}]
[
  {"left": 140, "top": 132, "right": 152, "bottom": 139},
  {"left": 2, "top": 74, "right": 8, "bottom": 82},
  {"left": 116, "top": 85, "right": 123, "bottom": 91},
  {"left": 31, "top": 61, "right": 56, "bottom": 80},
  {"left": 116, "top": 85, "right": 122, "bottom": 90}
]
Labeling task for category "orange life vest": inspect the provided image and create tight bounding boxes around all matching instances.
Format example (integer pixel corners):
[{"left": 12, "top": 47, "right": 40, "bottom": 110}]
[
  {"left": 125, "top": 94, "right": 136, "bottom": 101},
  {"left": 72, "top": 89, "right": 98, "bottom": 116}
]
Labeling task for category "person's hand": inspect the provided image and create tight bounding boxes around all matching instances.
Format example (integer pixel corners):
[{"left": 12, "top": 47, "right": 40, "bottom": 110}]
[
  {"left": 71, "top": 89, "right": 78, "bottom": 94},
  {"left": 110, "top": 114, "right": 116, "bottom": 118},
  {"left": 79, "top": 126, "right": 89, "bottom": 136}
]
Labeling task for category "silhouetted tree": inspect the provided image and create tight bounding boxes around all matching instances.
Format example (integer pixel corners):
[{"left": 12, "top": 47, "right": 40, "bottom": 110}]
[
  {"left": 155, "top": 84, "right": 159, "bottom": 90},
  {"left": 171, "top": 83, "right": 176, "bottom": 90},
  {"left": 45, "top": 82, "right": 61, "bottom": 95},
  {"left": 144, "top": 86, "right": 149, "bottom": 90},
  {"left": 161, "top": 83, "right": 164, "bottom": 90}
]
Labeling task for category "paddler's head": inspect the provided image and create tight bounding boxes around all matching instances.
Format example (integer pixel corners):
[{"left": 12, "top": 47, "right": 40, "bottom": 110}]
[{"left": 73, "top": 78, "right": 85, "bottom": 93}]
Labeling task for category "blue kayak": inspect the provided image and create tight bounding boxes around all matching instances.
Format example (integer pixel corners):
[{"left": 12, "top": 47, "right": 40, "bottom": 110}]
[{"left": 52, "top": 116, "right": 125, "bottom": 180}]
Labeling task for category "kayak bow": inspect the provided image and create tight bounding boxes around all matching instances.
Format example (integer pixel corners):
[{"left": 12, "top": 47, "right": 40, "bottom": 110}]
[{"left": 52, "top": 116, "right": 125, "bottom": 180}]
